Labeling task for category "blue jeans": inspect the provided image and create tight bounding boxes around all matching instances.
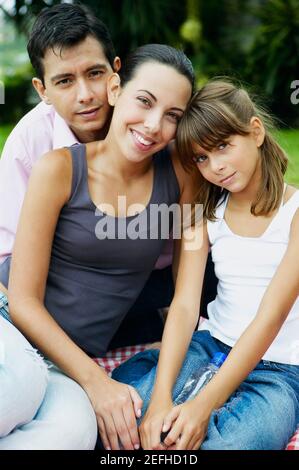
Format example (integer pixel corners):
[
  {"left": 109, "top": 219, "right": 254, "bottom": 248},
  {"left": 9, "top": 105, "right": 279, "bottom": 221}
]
[
  {"left": 112, "top": 330, "right": 299, "bottom": 450},
  {"left": 0, "top": 291, "right": 97, "bottom": 449}
]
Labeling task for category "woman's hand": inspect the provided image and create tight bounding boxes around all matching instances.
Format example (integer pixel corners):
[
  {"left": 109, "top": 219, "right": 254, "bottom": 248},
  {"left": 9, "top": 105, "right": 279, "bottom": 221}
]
[
  {"left": 161, "top": 396, "right": 212, "bottom": 450},
  {"left": 85, "top": 374, "right": 143, "bottom": 450},
  {"left": 139, "top": 397, "right": 174, "bottom": 450}
]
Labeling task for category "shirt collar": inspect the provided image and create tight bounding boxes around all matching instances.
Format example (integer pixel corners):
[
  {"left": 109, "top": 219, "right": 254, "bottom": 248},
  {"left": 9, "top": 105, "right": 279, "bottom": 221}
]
[{"left": 52, "top": 110, "right": 79, "bottom": 149}]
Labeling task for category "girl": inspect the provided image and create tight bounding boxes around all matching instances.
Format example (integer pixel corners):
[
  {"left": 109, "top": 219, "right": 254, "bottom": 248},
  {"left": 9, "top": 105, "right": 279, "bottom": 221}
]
[
  {"left": 0, "top": 44, "right": 197, "bottom": 450},
  {"left": 112, "top": 79, "right": 299, "bottom": 450}
]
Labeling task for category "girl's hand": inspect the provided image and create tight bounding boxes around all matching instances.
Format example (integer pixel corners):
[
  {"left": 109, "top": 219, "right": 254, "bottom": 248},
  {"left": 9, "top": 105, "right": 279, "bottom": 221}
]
[
  {"left": 139, "top": 398, "right": 174, "bottom": 450},
  {"left": 85, "top": 375, "right": 143, "bottom": 451},
  {"left": 161, "top": 397, "right": 212, "bottom": 450}
]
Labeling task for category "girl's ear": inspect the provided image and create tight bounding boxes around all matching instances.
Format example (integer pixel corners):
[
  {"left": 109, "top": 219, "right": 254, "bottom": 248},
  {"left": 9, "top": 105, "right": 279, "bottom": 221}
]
[
  {"left": 250, "top": 116, "right": 265, "bottom": 147},
  {"left": 107, "top": 73, "right": 121, "bottom": 106}
]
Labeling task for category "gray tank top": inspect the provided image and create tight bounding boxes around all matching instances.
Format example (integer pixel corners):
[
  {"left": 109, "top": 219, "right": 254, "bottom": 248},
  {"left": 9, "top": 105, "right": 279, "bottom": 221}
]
[{"left": 21, "top": 143, "right": 179, "bottom": 357}]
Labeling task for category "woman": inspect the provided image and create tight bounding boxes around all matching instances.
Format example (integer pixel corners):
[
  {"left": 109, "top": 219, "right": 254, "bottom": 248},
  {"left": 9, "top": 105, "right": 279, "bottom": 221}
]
[{"left": 0, "top": 44, "right": 197, "bottom": 450}]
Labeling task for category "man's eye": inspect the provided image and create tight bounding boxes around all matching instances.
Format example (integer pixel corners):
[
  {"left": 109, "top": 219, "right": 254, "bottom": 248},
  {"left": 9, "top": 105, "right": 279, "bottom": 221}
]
[
  {"left": 89, "top": 70, "right": 105, "bottom": 78},
  {"left": 56, "top": 78, "right": 72, "bottom": 86}
]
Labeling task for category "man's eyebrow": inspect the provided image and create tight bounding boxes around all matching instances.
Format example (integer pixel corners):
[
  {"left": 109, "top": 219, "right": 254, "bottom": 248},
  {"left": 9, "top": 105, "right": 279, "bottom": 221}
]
[
  {"left": 137, "top": 89, "right": 184, "bottom": 112},
  {"left": 51, "top": 64, "right": 108, "bottom": 83},
  {"left": 85, "top": 63, "right": 108, "bottom": 73}
]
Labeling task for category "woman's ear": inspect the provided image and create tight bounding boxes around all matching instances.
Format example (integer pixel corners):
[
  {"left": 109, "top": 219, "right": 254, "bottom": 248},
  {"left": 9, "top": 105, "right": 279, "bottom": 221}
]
[
  {"left": 250, "top": 116, "right": 265, "bottom": 147},
  {"left": 107, "top": 73, "right": 121, "bottom": 106}
]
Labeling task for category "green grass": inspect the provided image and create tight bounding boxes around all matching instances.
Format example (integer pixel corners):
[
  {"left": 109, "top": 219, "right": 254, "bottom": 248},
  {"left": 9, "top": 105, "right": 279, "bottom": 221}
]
[
  {"left": 0, "top": 125, "right": 299, "bottom": 185},
  {"left": 0, "top": 124, "right": 13, "bottom": 153},
  {"left": 275, "top": 130, "right": 299, "bottom": 187}
]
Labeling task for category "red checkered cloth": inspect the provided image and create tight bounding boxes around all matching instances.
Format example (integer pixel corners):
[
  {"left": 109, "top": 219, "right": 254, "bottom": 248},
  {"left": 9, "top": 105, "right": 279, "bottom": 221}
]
[
  {"left": 93, "top": 343, "right": 149, "bottom": 376},
  {"left": 286, "top": 428, "right": 299, "bottom": 450},
  {"left": 93, "top": 342, "right": 299, "bottom": 450}
]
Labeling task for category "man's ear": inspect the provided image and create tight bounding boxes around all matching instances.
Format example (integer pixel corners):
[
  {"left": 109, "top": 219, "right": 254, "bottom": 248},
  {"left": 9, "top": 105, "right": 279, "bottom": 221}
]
[
  {"left": 113, "top": 56, "right": 121, "bottom": 73},
  {"left": 32, "top": 77, "right": 51, "bottom": 105},
  {"left": 107, "top": 73, "right": 121, "bottom": 106},
  {"left": 250, "top": 116, "right": 265, "bottom": 147}
]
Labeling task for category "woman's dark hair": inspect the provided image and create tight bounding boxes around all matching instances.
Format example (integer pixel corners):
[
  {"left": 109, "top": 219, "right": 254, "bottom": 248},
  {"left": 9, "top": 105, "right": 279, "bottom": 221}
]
[
  {"left": 27, "top": 3, "right": 116, "bottom": 83},
  {"left": 119, "top": 44, "right": 195, "bottom": 91},
  {"left": 177, "top": 79, "right": 288, "bottom": 220}
]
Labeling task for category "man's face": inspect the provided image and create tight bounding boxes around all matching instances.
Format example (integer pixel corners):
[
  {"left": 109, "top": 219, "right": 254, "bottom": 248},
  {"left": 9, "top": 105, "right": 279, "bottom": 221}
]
[{"left": 33, "top": 36, "right": 120, "bottom": 142}]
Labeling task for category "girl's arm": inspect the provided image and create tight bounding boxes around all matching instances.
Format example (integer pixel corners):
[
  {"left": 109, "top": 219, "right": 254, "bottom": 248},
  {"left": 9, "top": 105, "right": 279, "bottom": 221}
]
[
  {"left": 139, "top": 147, "right": 209, "bottom": 449},
  {"left": 162, "top": 208, "right": 299, "bottom": 450},
  {"left": 8, "top": 150, "right": 142, "bottom": 451}
]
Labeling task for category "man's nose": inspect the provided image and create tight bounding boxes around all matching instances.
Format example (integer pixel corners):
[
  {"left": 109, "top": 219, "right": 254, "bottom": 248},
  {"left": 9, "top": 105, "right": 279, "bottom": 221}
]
[{"left": 77, "top": 80, "right": 94, "bottom": 104}]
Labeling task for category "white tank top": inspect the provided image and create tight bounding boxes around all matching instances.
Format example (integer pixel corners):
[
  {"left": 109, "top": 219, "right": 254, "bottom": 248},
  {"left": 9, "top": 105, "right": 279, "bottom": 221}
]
[{"left": 199, "top": 187, "right": 299, "bottom": 364}]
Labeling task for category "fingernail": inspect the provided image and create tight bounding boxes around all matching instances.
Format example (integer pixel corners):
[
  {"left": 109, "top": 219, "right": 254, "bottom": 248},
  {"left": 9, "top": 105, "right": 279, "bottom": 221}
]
[
  {"left": 106, "top": 447, "right": 111, "bottom": 450},
  {"left": 134, "top": 444, "right": 140, "bottom": 450},
  {"left": 162, "top": 424, "right": 168, "bottom": 432},
  {"left": 137, "top": 408, "right": 141, "bottom": 417}
]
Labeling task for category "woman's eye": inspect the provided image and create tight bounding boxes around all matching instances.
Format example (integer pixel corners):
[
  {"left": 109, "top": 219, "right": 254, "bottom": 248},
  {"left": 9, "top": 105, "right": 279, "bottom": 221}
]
[
  {"left": 192, "top": 155, "right": 207, "bottom": 164},
  {"left": 137, "top": 97, "right": 151, "bottom": 106},
  {"left": 167, "top": 112, "right": 180, "bottom": 123}
]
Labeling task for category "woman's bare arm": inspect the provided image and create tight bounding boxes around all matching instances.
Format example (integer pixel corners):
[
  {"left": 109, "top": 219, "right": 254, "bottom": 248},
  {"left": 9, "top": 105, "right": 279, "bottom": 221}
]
[{"left": 8, "top": 149, "right": 142, "bottom": 450}]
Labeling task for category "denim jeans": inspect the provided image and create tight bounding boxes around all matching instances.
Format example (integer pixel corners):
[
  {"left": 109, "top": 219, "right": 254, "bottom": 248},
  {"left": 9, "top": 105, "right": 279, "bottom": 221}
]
[
  {"left": 0, "top": 291, "right": 97, "bottom": 449},
  {"left": 112, "top": 330, "right": 299, "bottom": 450}
]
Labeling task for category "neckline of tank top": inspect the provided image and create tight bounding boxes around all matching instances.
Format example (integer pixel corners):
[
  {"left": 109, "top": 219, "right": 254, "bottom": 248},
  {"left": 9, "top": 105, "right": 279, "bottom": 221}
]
[
  {"left": 220, "top": 185, "right": 298, "bottom": 240},
  {"left": 79, "top": 143, "right": 160, "bottom": 220}
]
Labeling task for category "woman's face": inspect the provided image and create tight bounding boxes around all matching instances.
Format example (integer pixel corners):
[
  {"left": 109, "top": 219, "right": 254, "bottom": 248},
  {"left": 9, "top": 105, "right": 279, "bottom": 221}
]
[{"left": 108, "top": 62, "right": 192, "bottom": 163}]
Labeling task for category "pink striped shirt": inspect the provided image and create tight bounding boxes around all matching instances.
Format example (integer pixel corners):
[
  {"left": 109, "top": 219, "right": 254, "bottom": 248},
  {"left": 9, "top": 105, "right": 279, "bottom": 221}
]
[{"left": 0, "top": 101, "right": 78, "bottom": 264}]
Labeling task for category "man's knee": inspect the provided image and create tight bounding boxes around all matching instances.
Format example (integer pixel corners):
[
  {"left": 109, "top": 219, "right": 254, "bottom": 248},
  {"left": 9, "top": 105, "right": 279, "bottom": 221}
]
[{"left": 37, "top": 369, "right": 97, "bottom": 449}]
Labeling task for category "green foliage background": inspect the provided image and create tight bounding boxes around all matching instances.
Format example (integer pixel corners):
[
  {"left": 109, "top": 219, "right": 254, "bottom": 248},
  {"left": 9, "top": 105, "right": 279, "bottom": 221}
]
[{"left": 1, "top": 0, "right": 299, "bottom": 126}]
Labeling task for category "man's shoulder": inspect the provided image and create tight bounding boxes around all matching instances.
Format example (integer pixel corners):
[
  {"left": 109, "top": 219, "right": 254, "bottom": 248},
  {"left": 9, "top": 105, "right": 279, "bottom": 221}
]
[
  {"left": 1, "top": 102, "right": 56, "bottom": 164},
  {"left": 12, "top": 101, "right": 55, "bottom": 136}
]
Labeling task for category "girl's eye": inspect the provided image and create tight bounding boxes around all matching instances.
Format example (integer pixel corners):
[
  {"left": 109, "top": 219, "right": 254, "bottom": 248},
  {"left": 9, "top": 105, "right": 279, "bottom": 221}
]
[
  {"left": 218, "top": 142, "right": 227, "bottom": 150},
  {"left": 192, "top": 155, "right": 207, "bottom": 164},
  {"left": 137, "top": 97, "right": 151, "bottom": 107}
]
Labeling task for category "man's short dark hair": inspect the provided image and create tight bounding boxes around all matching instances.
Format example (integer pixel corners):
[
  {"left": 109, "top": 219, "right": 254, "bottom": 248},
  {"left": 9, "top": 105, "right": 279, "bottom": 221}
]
[{"left": 27, "top": 3, "right": 116, "bottom": 82}]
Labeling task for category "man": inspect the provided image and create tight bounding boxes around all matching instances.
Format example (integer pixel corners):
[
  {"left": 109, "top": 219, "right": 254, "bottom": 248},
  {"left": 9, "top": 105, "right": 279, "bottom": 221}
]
[{"left": 0, "top": 3, "right": 170, "bottom": 348}]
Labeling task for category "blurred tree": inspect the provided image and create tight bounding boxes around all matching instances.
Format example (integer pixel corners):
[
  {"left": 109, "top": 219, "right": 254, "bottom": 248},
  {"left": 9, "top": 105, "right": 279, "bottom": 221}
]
[
  {"left": 0, "top": 0, "right": 187, "bottom": 57},
  {"left": 247, "top": 0, "right": 299, "bottom": 125},
  {"left": 1, "top": 0, "right": 299, "bottom": 126}
]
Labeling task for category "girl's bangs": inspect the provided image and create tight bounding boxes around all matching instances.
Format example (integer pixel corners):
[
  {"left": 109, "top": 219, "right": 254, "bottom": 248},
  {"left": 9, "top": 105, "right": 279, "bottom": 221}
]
[{"left": 189, "top": 105, "right": 245, "bottom": 152}]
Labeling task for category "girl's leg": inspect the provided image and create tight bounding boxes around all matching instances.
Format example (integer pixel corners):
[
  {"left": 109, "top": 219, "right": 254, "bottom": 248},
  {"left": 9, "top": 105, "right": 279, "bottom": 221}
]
[
  {"left": 112, "top": 330, "right": 224, "bottom": 415},
  {"left": 0, "top": 365, "right": 98, "bottom": 450},
  {"left": 201, "top": 362, "right": 299, "bottom": 450},
  {"left": 0, "top": 315, "right": 49, "bottom": 437}
]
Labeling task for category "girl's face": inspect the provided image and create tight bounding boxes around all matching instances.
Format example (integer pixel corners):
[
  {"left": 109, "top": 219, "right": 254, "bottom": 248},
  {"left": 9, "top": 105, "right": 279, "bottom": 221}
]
[
  {"left": 108, "top": 62, "right": 192, "bottom": 163},
  {"left": 191, "top": 119, "right": 265, "bottom": 193}
]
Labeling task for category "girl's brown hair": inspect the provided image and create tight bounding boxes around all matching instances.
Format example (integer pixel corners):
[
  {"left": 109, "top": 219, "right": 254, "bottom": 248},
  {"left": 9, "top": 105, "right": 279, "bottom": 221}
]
[{"left": 177, "top": 79, "right": 288, "bottom": 221}]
